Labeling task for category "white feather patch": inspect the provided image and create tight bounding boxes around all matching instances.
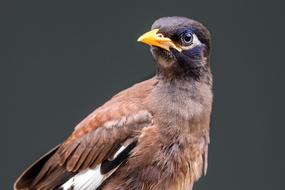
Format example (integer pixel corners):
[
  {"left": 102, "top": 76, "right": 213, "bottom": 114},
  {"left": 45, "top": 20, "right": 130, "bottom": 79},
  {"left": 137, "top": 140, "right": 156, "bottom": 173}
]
[
  {"left": 60, "top": 145, "right": 127, "bottom": 190},
  {"left": 61, "top": 165, "right": 104, "bottom": 190}
]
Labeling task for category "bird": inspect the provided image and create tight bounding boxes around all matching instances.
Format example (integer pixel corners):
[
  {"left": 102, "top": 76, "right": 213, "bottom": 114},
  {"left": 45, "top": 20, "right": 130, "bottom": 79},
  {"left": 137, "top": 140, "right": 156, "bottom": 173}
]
[{"left": 14, "top": 16, "right": 213, "bottom": 190}]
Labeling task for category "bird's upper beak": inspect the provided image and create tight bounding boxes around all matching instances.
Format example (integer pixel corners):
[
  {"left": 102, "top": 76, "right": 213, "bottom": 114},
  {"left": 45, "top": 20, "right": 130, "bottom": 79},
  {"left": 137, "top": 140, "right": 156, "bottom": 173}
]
[{"left": 137, "top": 29, "right": 182, "bottom": 52}]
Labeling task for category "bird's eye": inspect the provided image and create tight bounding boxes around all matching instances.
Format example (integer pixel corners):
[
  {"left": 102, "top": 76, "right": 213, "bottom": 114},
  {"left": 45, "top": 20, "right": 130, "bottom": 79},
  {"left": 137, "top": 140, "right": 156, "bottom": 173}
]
[{"left": 181, "top": 32, "right": 193, "bottom": 46}]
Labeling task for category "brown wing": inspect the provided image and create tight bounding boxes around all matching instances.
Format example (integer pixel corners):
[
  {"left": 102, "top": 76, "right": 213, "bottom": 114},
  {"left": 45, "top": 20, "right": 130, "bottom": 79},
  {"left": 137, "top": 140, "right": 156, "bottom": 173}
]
[{"left": 14, "top": 78, "right": 158, "bottom": 190}]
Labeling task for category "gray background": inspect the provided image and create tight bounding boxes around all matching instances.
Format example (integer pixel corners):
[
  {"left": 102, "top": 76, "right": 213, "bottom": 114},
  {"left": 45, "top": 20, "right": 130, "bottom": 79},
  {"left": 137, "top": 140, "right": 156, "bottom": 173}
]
[{"left": 1, "top": 0, "right": 284, "bottom": 189}]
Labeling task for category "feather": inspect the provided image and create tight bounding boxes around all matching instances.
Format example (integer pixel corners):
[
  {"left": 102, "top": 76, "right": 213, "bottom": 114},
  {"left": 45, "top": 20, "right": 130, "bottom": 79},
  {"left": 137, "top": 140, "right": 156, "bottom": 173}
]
[{"left": 60, "top": 141, "right": 136, "bottom": 190}]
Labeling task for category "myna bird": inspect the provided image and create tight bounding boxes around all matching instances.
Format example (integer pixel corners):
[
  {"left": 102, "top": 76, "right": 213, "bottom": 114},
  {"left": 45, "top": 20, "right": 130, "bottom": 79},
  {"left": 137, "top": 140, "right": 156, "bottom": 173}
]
[{"left": 14, "top": 16, "right": 213, "bottom": 190}]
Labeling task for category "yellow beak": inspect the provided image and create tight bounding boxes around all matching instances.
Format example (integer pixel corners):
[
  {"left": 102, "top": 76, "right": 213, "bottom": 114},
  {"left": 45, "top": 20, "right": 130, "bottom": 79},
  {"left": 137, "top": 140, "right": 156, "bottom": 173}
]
[{"left": 137, "top": 29, "right": 182, "bottom": 52}]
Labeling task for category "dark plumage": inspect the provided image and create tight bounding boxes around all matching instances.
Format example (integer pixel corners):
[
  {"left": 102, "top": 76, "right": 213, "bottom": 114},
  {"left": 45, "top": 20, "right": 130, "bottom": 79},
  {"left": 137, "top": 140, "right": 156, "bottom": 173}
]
[
  {"left": 14, "top": 16, "right": 213, "bottom": 190},
  {"left": 149, "top": 17, "right": 211, "bottom": 81}
]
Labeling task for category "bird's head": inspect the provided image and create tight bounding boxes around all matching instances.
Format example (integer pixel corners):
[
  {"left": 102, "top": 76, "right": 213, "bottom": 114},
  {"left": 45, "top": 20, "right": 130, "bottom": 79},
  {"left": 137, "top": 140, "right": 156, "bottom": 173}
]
[{"left": 138, "top": 16, "right": 211, "bottom": 81}]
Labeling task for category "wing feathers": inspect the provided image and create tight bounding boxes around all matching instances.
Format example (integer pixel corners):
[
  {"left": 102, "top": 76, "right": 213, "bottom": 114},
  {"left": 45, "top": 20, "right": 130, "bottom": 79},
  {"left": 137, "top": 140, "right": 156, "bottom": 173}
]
[
  {"left": 30, "top": 110, "right": 151, "bottom": 189},
  {"left": 73, "top": 147, "right": 92, "bottom": 171},
  {"left": 14, "top": 78, "right": 157, "bottom": 190},
  {"left": 60, "top": 141, "right": 137, "bottom": 190},
  {"left": 14, "top": 145, "right": 60, "bottom": 190},
  {"left": 58, "top": 110, "right": 152, "bottom": 173},
  {"left": 101, "top": 141, "right": 137, "bottom": 174}
]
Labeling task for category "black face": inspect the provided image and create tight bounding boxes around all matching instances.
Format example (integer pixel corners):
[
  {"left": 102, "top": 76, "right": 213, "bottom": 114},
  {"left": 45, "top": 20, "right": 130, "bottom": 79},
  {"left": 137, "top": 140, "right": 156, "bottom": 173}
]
[{"left": 150, "top": 17, "right": 211, "bottom": 80}]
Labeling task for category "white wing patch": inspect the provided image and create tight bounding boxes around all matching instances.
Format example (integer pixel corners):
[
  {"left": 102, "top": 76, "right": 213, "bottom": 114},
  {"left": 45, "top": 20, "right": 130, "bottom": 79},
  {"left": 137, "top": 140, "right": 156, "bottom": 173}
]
[
  {"left": 61, "top": 165, "right": 103, "bottom": 190},
  {"left": 60, "top": 145, "right": 127, "bottom": 190}
]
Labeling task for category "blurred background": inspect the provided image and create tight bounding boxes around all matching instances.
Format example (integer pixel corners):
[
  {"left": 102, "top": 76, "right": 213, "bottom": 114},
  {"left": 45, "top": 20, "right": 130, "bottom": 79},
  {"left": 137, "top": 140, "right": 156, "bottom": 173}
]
[{"left": 1, "top": 0, "right": 284, "bottom": 189}]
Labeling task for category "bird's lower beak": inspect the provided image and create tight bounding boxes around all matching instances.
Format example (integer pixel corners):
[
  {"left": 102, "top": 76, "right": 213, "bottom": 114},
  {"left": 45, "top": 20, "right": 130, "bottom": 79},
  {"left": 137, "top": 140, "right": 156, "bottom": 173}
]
[{"left": 137, "top": 29, "right": 182, "bottom": 52}]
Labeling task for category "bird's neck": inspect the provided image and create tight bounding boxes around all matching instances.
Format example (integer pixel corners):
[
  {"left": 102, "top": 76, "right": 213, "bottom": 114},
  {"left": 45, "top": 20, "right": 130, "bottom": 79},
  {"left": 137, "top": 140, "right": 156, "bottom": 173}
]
[
  {"left": 150, "top": 76, "right": 213, "bottom": 122},
  {"left": 155, "top": 62, "right": 212, "bottom": 84}
]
